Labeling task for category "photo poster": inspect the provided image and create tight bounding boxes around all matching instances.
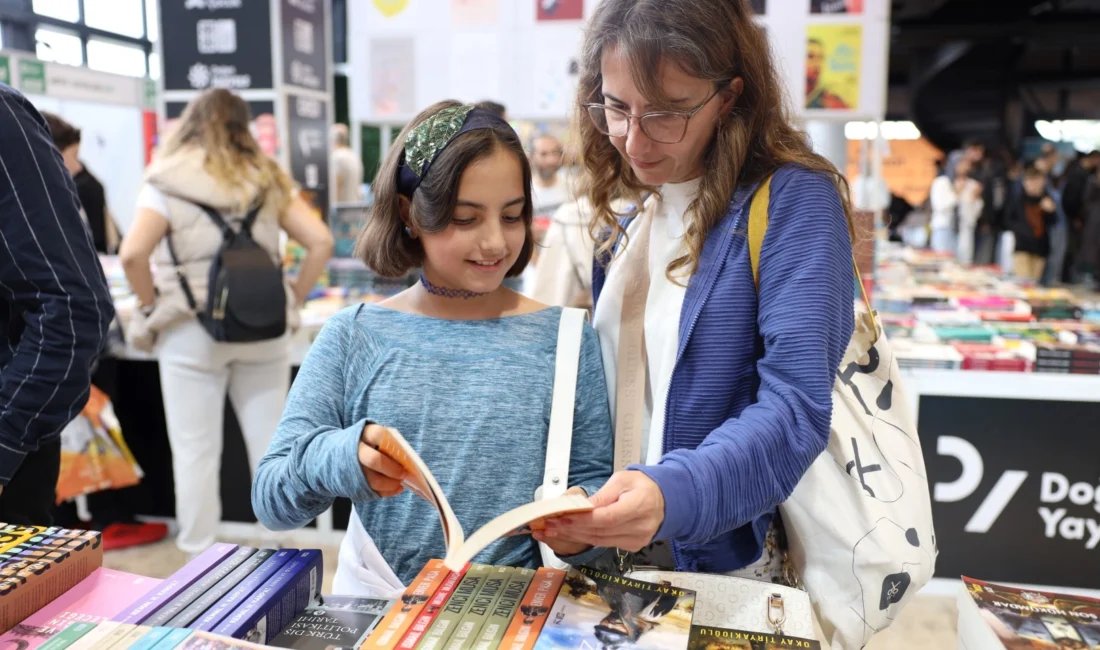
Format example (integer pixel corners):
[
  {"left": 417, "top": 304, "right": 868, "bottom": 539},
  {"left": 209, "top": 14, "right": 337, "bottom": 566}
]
[
  {"left": 750, "top": 0, "right": 767, "bottom": 14},
  {"left": 449, "top": 33, "right": 501, "bottom": 104},
  {"left": 369, "top": 38, "right": 417, "bottom": 118},
  {"left": 811, "top": 0, "right": 864, "bottom": 13},
  {"left": 532, "top": 29, "right": 583, "bottom": 116},
  {"left": 536, "top": 0, "right": 583, "bottom": 22},
  {"left": 452, "top": 0, "right": 498, "bottom": 27},
  {"left": 805, "top": 23, "right": 862, "bottom": 111}
]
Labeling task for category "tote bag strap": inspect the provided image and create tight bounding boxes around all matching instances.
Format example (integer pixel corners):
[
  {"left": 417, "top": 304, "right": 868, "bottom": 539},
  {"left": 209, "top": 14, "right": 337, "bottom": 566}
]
[{"left": 541, "top": 307, "right": 589, "bottom": 500}]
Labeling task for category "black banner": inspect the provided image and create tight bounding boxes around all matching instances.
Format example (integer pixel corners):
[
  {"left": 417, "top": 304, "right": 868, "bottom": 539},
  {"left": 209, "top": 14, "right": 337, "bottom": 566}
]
[
  {"left": 286, "top": 93, "right": 330, "bottom": 220},
  {"left": 921, "top": 395, "right": 1100, "bottom": 588},
  {"left": 165, "top": 99, "right": 274, "bottom": 121},
  {"left": 160, "top": 0, "right": 274, "bottom": 92},
  {"left": 280, "top": 0, "right": 327, "bottom": 91}
]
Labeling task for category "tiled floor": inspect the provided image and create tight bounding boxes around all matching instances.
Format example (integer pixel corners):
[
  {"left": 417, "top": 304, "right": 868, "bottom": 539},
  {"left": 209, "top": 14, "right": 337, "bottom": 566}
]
[{"left": 103, "top": 537, "right": 958, "bottom": 649}]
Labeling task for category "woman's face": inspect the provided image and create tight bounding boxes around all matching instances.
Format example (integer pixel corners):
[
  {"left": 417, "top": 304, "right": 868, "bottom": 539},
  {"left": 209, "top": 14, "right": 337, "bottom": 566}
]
[
  {"left": 418, "top": 145, "right": 527, "bottom": 294},
  {"left": 600, "top": 46, "right": 733, "bottom": 186}
]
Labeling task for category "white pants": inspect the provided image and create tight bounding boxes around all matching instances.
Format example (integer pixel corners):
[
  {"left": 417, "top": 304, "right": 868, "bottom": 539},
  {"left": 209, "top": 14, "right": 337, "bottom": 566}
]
[
  {"left": 956, "top": 225, "right": 975, "bottom": 266},
  {"left": 156, "top": 319, "right": 290, "bottom": 554}
]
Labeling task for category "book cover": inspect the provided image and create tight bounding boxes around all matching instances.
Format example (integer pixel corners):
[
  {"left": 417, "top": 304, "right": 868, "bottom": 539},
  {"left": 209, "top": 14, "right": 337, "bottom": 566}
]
[
  {"left": 443, "top": 567, "right": 513, "bottom": 650},
  {"left": 959, "top": 576, "right": 1100, "bottom": 649},
  {"left": 149, "top": 628, "right": 194, "bottom": 650},
  {"left": 269, "top": 595, "right": 395, "bottom": 650},
  {"left": 498, "top": 568, "right": 566, "bottom": 650},
  {"left": 192, "top": 550, "right": 297, "bottom": 633},
  {"left": 0, "top": 525, "right": 49, "bottom": 554},
  {"left": 67, "top": 622, "right": 123, "bottom": 650},
  {"left": 110, "top": 625, "right": 158, "bottom": 650},
  {"left": 472, "top": 568, "right": 534, "bottom": 650},
  {"left": 177, "top": 630, "right": 295, "bottom": 650},
  {"left": 0, "top": 530, "right": 102, "bottom": 588},
  {"left": 127, "top": 628, "right": 175, "bottom": 650},
  {"left": 167, "top": 550, "right": 277, "bottom": 629},
  {"left": 144, "top": 548, "right": 258, "bottom": 627},
  {"left": 688, "top": 625, "right": 820, "bottom": 650},
  {"left": 38, "top": 622, "right": 98, "bottom": 650},
  {"left": 397, "top": 567, "right": 470, "bottom": 650},
  {"left": 533, "top": 567, "right": 696, "bottom": 650},
  {"left": 114, "top": 544, "right": 239, "bottom": 625},
  {"left": 0, "top": 532, "right": 105, "bottom": 635},
  {"left": 416, "top": 565, "right": 493, "bottom": 650},
  {"left": 212, "top": 550, "right": 323, "bottom": 644},
  {"left": 0, "top": 529, "right": 97, "bottom": 567},
  {"left": 363, "top": 560, "right": 450, "bottom": 650},
  {"left": 0, "top": 568, "right": 160, "bottom": 650},
  {"left": 88, "top": 624, "right": 137, "bottom": 650}
]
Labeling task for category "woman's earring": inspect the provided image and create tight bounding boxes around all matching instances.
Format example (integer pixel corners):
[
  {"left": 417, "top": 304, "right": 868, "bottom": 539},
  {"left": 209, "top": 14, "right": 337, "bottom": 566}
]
[{"left": 404, "top": 226, "right": 413, "bottom": 238}]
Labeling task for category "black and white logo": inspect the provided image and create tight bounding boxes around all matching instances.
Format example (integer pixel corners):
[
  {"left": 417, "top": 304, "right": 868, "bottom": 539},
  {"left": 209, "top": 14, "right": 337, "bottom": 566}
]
[
  {"left": 162, "top": 0, "right": 272, "bottom": 91},
  {"left": 280, "top": 0, "right": 326, "bottom": 91},
  {"left": 197, "top": 19, "right": 237, "bottom": 54},
  {"left": 185, "top": 0, "right": 243, "bottom": 9}
]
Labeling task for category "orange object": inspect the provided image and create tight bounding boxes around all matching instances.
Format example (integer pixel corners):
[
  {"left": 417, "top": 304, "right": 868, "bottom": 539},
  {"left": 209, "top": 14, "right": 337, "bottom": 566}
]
[
  {"left": 363, "top": 560, "right": 450, "bottom": 650},
  {"left": 497, "top": 568, "right": 566, "bottom": 650}
]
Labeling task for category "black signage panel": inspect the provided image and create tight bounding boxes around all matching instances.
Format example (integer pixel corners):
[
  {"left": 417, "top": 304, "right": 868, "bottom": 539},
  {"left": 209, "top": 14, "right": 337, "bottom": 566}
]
[
  {"left": 160, "top": 0, "right": 274, "bottom": 91},
  {"left": 920, "top": 395, "right": 1100, "bottom": 588},
  {"left": 165, "top": 99, "right": 275, "bottom": 120},
  {"left": 286, "top": 93, "right": 330, "bottom": 220},
  {"left": 280, "top": 0, "right": 327, "bottom": 91}
]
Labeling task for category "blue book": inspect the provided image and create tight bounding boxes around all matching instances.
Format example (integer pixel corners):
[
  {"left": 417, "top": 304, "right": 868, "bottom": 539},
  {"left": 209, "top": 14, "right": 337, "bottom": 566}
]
[
  {"left": 166, "top": 550, "right": 277, "bottom": 628},
  {"left": 114, "top": 544, "right": 239, "bottom": 625},
  {"left": 148, "top": 628, "right": 192, "bottom": 650},
  {"left": 191, "top": 550, "right": 297, "bottom": 633},
  {"left": 212, "top": 550, "right": 323, "bottom": 644},
  {"left": 144, "top": 547, "right": 258, "bottom": 627}
]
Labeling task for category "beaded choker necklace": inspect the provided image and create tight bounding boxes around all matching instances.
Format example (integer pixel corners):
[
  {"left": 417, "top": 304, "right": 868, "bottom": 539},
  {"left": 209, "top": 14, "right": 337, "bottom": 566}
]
[{"left": 418, "top": 274, "right": 490, "bottom": 300}]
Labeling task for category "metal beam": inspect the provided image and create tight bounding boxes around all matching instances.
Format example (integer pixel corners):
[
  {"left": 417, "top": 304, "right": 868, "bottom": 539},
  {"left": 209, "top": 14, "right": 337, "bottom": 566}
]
[{"left": 896, "top": 19, "right": 1100, "bottom": 47}]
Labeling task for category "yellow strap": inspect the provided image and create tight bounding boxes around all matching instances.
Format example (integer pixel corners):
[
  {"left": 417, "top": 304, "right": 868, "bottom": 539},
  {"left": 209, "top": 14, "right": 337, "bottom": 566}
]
[{"left": 748, "top": 176, "right": 772, "bottom": 289}]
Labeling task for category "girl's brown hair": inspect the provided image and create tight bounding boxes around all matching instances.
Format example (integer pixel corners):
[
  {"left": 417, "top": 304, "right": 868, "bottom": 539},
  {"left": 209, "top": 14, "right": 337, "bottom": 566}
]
[
  {"left": 356, "top": 100, "right": 535, "bottom": 278},
  {"left": 159, "top": 88, "right": 295, "bottom": 212},
  {"left": 574, "top": 0, "right": 855, "bottom": 278}
]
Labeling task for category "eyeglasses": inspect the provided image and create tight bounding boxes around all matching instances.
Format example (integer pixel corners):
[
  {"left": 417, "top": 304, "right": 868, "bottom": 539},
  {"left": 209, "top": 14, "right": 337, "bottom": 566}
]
[{"left": 584, "top": 88, "right": 725, "bottom": 144}]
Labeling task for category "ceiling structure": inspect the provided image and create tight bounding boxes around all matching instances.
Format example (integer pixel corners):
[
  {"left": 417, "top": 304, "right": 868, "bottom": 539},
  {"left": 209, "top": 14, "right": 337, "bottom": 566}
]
[{"left": 889, "top": 0, "right": 1100, "bottom": 152}]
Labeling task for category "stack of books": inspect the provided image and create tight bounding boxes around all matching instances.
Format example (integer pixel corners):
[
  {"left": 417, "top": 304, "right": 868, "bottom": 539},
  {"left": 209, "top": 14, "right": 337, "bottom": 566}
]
[
  {"left": 1035, "top": 343, "right": 1100, "bottom": 375},
  {"left": 957, "top": 576, "right": 1100, "bottom": 649},
  {"left": 954, "top": 344, "right": 1033, "bottom": 373}
]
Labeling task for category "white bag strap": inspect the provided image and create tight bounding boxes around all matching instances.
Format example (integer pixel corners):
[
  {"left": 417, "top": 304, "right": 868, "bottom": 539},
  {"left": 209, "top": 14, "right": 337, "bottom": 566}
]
[{"left": 541, "top": 307, "right": 588, "bottom": 500}]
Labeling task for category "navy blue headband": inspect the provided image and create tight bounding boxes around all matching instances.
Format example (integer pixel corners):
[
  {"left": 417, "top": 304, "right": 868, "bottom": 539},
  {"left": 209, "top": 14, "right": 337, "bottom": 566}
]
[{"left": 396, "top": 106, "right": 511, "bottom": 199}]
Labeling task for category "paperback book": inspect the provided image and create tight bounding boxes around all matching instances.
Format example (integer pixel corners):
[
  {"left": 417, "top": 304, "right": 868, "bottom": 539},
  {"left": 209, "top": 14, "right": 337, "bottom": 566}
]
[
  {"left": 958, "top": 576, "right": 1100, "bottom": 649},
  {"left": 269, "top": 595, "right": 394, "bottom": 650},
  {"left": 688, "top": 626, "right": 820, "bottom": 650}
]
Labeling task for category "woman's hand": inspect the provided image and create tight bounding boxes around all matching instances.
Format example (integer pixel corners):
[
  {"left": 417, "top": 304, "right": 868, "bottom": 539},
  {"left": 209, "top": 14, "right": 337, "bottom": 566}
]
[
  {"left": 532, "top": 487, "right": 593, "bottom": 557},
  {"left": 358, "top": 424, "right": 408, "bottom": 498},
  {"left": 539, "top": 471, "right": 666, "bottom": 553}
]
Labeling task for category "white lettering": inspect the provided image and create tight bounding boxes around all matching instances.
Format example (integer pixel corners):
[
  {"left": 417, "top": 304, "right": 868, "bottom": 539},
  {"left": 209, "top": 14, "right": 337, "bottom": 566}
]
[
  {"left": 1069, "top": 483, "right": 1094, "bottom": 507},
  {"left": 1039, "top": 507, "right": 1066, "bottom": 538},
  {"left": 1041, "top": 473, "right": 1069, "bottom": 503},
  {"left": 1087, "top": 519, "right": 1100, "bottom": 550},
  {"left": 1060, "top": 517, "right": 1086, "bottom": 540}
]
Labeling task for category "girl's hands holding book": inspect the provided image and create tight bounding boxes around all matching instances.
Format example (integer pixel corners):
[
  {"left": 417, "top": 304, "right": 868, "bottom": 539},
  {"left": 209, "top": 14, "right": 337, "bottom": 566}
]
[{"left": 359, "top": 423, "right": 409, "bottom": 498}]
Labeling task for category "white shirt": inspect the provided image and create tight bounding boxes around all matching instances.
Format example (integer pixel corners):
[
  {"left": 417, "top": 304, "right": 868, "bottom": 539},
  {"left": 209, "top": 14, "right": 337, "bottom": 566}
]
[
  {"left": 531, "top": 174, "right": 570, "bottom": 218},
  {"left": 333, "top": 147, "right": 365, "bottom": 203},
  {"left": 593, "top": 178, "right": 701, "bottom": 465},
  {"left": 930, "top": 175, "right": 983, "bottom": 230}
]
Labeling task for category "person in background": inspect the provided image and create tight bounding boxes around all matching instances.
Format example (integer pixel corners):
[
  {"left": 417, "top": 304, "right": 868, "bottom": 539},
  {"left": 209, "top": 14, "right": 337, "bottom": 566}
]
[
  {"left": 40, "top": 112, "right": 120, "bottom": 253},
  {"left": 331, "top": 123, "right": 365, "bottom": 204},
  {"left": 945, "top": 137, "right": 985, "bottom": 182},
  {"left": 1058, "top": 150, "right": 1100, "bottom": 283},
  {"left": 530, "top": 135, "right": 570, "bottom": 218},
  {"left": 1079, "top": 166, "right": 1100, "bottom": 289},
  {"left": 1005, "top": 165, "right": 1060, "bottom": 283},
  {"left": 1032, "top": 154, "right": 1069, "bottom": 285},
  {"left": 930, "top": 158, "right": 983, "bottom": 259},
  {"left": 475, "top": 100, "right": 508, "bottom": 121},
  {"left": 118, "top": 89, "right": 334, "bottom": 555},
  {"left": 0, "top": 84, "right": 114, "bottom": 524}
]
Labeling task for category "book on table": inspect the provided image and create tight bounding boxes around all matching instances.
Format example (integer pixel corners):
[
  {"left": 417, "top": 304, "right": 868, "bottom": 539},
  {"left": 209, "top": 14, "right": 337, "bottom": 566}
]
[
  {"left": 957, "top": 576, "right": 1100, "bottom": 649},
  {"left": 374, "top": 427, "right": 593, "bottom": 571}
]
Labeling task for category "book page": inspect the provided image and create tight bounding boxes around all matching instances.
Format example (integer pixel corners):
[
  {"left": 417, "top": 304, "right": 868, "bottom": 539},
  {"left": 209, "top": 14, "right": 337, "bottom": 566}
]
[
  {"left": 445, "top": 495, "right": 593, "bottom": 572},
  {"left": 375, "top": 428, "right": 465, "bottom": 553}
]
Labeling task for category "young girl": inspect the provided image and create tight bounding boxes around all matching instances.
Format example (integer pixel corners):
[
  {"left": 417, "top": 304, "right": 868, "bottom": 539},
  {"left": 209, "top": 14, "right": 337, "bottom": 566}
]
[{"left": 252, "top": 101, "right": 613, "bottom": 586}]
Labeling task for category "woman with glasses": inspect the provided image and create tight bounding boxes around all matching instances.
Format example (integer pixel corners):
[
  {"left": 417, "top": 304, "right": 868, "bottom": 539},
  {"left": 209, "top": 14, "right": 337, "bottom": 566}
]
[{"left": 536, "top": 0, "right": 856, "bottom": 584}]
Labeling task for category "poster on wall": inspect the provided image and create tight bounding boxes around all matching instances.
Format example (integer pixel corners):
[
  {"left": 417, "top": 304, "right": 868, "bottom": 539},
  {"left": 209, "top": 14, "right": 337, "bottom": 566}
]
[
  {"left": 811, "top": 0, "right": 864, "bottom": 14},
  {"left": 164, "top": 100, "right": 278, "bottom": 157},
  {"left": 537, "top": 0, "right": 583, "bottom": 21},
  {"left": 532, "top": 30, "right": 582, "bottom": 115},
  {"left": 159, "top": 0, "right": 274, "bottom": 91},
  {"left": 287, "top": 94, "right": 331, "bottom": 220},
  {"left": 450, "top": 33, "right": 501, "bottom": 103},
  {"left": 369, "top": 38, "right": 416, "bottom": 117},
  {"left": 452, "top": 0, "right": 498, "bottom": 27},
  {"left": 805, "top": 24, "right": 862, "bottom": 111},
  {"left": 280, "top": 0, "right": 328, "bottom": 92}
]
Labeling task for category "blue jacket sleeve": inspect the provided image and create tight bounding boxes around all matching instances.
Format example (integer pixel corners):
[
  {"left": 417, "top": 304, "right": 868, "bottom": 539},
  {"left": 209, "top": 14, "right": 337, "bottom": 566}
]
[
  {"left": 252, "top": 309, "right": 378, "bottom": 530},
  {"left": 0, "top": 87, "right": 114, "bottom": 484},
  {"left": 640, "top": 169, "right": 854, "bottom": 544}
]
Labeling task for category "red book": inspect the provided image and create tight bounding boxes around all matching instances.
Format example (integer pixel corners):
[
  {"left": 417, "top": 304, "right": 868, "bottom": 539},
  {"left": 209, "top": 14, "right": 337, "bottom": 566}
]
[{"left": 395, "top": 565, "right": 469, "bottom": 650}]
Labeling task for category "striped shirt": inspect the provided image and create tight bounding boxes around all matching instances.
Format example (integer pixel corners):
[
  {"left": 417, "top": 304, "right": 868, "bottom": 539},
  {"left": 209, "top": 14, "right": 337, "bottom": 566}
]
[{"left": 0, "top": 83, "right": 115, "bottom": 484}]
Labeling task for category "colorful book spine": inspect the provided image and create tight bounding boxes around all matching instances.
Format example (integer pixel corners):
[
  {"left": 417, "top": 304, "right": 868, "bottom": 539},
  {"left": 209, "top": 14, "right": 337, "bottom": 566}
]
[
  {"left": 363, "top": 560, "right": 450, "bottom": 650},
  {"left": 0, "top": 526, "right": 49, "bottom": 554},
  {"left": 148, "top": 628, "right": 192, "bottom": 650},
  {"left": 397, "top": 567, "right": 469, "bottom": 650},
  {"left": 166, "top": 549, "right": 275, "bottom": 628},
  {"left": 113, "top": 544, "right": 238, "bottom": 625},
  {"left": 88, "top": 623, "right": 136, "bottom": 650},
  {"left": 443, "top": 567, "right": 512, "bottom": 650},
  {"left": 496, "top": 568, "right": 565, "bottom": 650},
  {"left": 416, "top": 565, "right": 493, "bottom": 650},
  {"left": 108, "top": 625, "right": 155, "bottom": 650},
  {"left": 38, "top": 623, "right": 98, "bottom": 650},
  {"left": 211, "top": 550, "right": 322, "bottom": 644},
  {"left": 0, "top": 531, "right": 104, "bottom": 635},
  {"left": 0, "top": 527, "right": 56, "bottom": 557},
  {"left": 191, "top": 550, "right": 297, "bottom": 633},
  {"left": 126, "top": 628, "right": 173, "bottom": 650},
  {"left": 472, "top": 568, "right": 534, "bottom": 650},
  {"left": 66, "top": 622, "right": 123, "bottom": 650},
  {"left": 143, "top": 548, "right": 257, "bottom": 627}
]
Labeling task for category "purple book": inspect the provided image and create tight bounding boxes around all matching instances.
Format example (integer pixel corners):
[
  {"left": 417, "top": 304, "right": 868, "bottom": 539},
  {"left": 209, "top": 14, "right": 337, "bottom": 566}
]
[
  {"left": 191, "top": 549, "right": 298, "bottom": 633},
  {"left": 212, "top": 550, "right": 323, "bottom": 644},
  {"left": 113, "top": 543, "right": 239, "bottom": 624}
]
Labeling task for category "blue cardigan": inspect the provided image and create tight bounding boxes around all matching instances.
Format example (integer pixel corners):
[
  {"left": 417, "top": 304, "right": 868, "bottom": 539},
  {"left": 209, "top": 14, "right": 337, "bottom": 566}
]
[{"left": 592, "top": 166, "right": 855, "bottom": 573}]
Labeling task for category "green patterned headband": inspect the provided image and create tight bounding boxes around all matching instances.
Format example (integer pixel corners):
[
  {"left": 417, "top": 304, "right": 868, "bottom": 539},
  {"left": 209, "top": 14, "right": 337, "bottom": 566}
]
[{"left": 397, "top": 105, "right": 509, "bottom": 197}]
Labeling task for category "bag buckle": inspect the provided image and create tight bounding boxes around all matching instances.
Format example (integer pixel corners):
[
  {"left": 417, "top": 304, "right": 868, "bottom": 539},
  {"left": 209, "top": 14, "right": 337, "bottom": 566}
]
[
  {"left": 615, "top": 549, "right": 633, "bottom": 575},
  {"left": 767, "top": 593, "right": 786, "bottom": 636}
]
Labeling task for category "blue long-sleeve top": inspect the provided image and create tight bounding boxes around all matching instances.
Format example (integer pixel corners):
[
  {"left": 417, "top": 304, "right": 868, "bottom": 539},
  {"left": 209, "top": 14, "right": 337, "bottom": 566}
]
[
  {"left": 0, "top": 83, "right": 114, "bottom": 484},
  {"left": 253, "top": 304, "right": 614, "bottom": 584},
  {"left": 593, "top": 166, "right": 854, "bottom": 573}
]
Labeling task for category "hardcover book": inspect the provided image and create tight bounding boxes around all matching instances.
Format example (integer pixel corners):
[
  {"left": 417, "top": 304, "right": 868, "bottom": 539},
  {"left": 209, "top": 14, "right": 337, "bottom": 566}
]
[
  {"left": 191, "top": 550, "right": 297, "bottom": 633},
  {"left": 212, "top": 550, "right": 322, "bottom": 644}
]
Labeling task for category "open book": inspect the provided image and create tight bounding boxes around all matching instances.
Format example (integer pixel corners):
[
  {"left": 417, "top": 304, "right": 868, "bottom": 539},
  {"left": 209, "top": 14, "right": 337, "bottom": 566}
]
[{"left": 375, "top": 427, "right": 594, "bottom": 572}]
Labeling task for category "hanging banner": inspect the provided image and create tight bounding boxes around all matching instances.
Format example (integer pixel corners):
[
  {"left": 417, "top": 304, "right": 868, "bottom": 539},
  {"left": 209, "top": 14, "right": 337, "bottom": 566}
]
[
  {"left": 287, "top": 93, "right": 331, "bottom": 220},
  {"left": 160, "top": 0, "right": 274, "bottom": 91},
  {"left": 805, "top": 23, "right": 862, "bottom": 111},
  {"left": 280, "top": 0, "right": 328, "bottom": 92}
]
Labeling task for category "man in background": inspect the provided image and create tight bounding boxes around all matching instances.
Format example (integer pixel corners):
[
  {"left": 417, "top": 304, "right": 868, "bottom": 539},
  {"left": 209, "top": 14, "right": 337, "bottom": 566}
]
[
  {"left": 1059, "top": 150, "right": 1100, "bottom": 283},
  {"left": 0, "top": 84, "right": 114, "bottom": 524},
  {"left": 530, "top": 135, "right": 569, "bottom": 219},
  {"left": 41, "top": 112, "right": 119, "bottom": 253},
  {"left": 331, "top": 123, "right": 364, "bottom": 204},
  {"left": 1005, "top": 165, "right": 1061, "bottom": 283},
  {"left": 946, "top": 138, "right": 985, "bottom": 182}
]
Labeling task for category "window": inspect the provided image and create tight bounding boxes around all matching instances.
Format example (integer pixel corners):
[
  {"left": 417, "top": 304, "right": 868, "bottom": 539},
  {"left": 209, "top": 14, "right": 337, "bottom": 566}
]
[
  {"left": 84, "top": 0, "right": 145, "bottom": 39},
  {"left": 148, "top": 51, "right": 161, "bottom": 81},
  {"left": 32, "top": 0, "right": 79, "bottom": 23},
  {"left": 36, "top": 27, "right": 84, "bottom": 67},
  {"left": 87, "top": 38, "right": 147, "bottom": 77},
  {"left": 145, "top": 0, "right": 159, "bottom": 42}
]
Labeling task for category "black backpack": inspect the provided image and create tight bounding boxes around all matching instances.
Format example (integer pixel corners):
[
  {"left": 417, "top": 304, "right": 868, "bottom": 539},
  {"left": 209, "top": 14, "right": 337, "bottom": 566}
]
[{"left": 166, "top": 197, "right": 287, "bottom": 343}]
